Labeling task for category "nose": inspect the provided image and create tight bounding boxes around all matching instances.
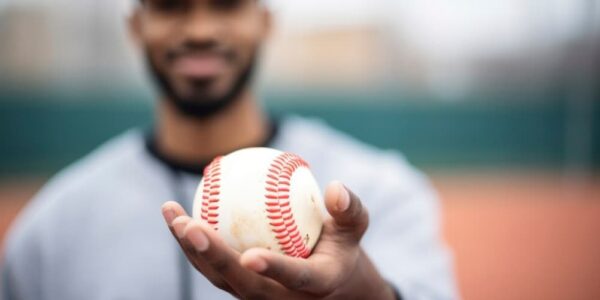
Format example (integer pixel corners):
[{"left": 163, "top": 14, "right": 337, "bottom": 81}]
[{"left": 181, "top": 6, "right": 222, "bottom": 42}]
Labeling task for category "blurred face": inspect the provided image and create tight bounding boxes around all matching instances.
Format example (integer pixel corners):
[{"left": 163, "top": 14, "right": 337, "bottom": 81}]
[{"left": 130, "top": 0, "right": 270, "bottom": 117}]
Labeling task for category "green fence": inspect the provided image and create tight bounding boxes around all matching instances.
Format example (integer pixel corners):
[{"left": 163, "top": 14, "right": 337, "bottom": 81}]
[{"left": 1, "top": 88, "right": 598, "bottom": 176}]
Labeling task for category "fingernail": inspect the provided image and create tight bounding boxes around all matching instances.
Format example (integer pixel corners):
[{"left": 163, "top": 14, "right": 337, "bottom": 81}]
[
  {"left": 188, "top": 230, "right": 209, "bottom": 252},
  {"left": 248, "top": 257, "right": 268, "bottom": 273},
  {"left": 163, "top": 208, "right": 176, "bottom": 224},
  {"left": 337, "top": 183, "right": 350, "bottom": 212}
]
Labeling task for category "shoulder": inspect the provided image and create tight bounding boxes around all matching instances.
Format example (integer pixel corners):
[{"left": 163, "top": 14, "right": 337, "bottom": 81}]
[
  {"left": 3, "top": 130, "right": 152, "bottom": 257},
  {"left": 31, "top": 129, "right": 148, "bottom": 207}
]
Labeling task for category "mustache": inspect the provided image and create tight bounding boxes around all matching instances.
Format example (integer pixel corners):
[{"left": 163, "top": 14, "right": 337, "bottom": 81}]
[{"left": 166, "top": 40, "right": 235, "bottom": 62}]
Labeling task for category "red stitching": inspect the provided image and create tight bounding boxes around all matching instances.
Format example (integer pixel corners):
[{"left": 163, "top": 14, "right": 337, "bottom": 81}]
[
  {"left": 264, "top": 152, "right": 311, "bottom": 258},
  {"left": 201, "top": 156, "right": 222, "bottom": 231}
]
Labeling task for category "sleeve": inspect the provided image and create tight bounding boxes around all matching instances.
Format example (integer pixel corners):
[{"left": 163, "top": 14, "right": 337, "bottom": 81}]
[
  {"left": 360, "top": 156, "right": 460, "bottom": 300},
  {"left": 1, "top": 202, "right": 46, "bottom": 300}
]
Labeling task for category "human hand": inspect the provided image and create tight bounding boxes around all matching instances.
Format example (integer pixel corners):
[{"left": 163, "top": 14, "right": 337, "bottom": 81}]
[{"left": 161, "top": 181, "right": 396, "bottom": 300}]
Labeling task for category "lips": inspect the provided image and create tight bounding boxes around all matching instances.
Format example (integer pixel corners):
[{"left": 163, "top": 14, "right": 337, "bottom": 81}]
[{"left": 172, "top": 54, "right": 227, "bottom": 79}]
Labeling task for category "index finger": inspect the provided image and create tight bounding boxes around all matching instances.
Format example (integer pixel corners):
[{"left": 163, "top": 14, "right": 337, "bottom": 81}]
[
  {"left": 181, "top": 220, "right": 270, "bottom": 296},
  {"left": 162, "top": 201, "right": 187, "bottom": 227},
  {"left": 162, "top": 202, "right": 241, "bottom": 297}
]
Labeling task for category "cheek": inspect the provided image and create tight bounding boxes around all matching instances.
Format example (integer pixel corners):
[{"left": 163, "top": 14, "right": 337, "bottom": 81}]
[
  {"left": 230, "top": 20, "right": 264, "bottom": 65},
  {"left": 142, "top": 14, "right": 179, "bottom": 38},
  {"left": 140, "top": 18, "right": 179, "bottom": 59}
]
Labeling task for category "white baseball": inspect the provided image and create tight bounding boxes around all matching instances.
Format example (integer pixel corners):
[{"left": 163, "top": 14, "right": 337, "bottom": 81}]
[{"left": 192, "top": 147, "right": 325, "bottom": 258}]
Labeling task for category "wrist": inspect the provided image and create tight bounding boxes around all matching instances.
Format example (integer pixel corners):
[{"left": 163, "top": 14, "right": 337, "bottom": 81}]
[
  {"left": 384, "top": 281, "right": 403, "bottom": 300},
  {"left": 375, "top": 281, "right": 397, "bottom": 300},
  {"left": 352, "top": 249, "right": 397, "bottom": 300}
]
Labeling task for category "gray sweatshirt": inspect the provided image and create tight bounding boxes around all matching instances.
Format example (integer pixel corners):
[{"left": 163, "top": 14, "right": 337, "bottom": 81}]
[{"left": 1, "top": 116, "right": 458, "bottom": 300}]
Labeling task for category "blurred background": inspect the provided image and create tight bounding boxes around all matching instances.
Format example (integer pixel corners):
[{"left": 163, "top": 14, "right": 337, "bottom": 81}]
[{"left": 1, "top": 0, "right": 599, "bottom": 299}]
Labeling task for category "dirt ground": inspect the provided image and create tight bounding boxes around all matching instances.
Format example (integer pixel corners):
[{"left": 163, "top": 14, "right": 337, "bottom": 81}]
[{"left": 1, "top": 172, "right": 599, "bottom": 300}]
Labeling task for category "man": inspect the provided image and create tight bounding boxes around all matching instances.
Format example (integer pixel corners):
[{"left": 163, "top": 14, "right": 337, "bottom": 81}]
[{"left": 1, "top": 0, "right": 458, "bottom": 299}]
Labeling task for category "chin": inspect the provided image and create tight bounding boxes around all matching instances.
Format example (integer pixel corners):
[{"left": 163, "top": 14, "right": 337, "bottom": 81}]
[{"left": 181, "top": 78, "right": 230, "bottom": 96}]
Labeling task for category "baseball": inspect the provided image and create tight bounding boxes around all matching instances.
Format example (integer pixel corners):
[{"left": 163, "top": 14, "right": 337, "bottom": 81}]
[{"left": 192, "top": 147, "right": 325, "bottom": 258}]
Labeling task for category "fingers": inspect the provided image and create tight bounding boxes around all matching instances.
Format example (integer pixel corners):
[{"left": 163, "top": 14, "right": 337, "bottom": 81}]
[
  {"left": 161, "top": 201, "right": 187, "bottom": 226},
  {"left": 161, "top": 202, "right": 194, "bottom": 253},
  {"left": 181, "top": 220, "right": 264, "bottom": 295},
  {"left": 238, "top": 181, "right": 368, "bottom": 294},
  {"left": 162, "top": 202, "right": 239, "bottom": 296},
  {"left": 236, "top": 183, "right": 371, "bottom": 296},
  {"left": 324, "top": 181, "right": 370, "bottom": 243},
  {"left": 240, "top": 248, "right": 340, "bottom": 295}
]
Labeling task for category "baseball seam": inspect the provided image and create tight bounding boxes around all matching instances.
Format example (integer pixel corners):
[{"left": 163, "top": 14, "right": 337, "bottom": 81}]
[
  {"left": 201, "top": 156, "right": 222, "bottom": 230},
  {"left": 265, "top": 153, "right": 311, "bottom": 258}
]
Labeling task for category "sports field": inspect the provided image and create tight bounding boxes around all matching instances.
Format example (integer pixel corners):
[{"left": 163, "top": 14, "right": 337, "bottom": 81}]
[{"left": 1, "top": 172, "right": 598, "bottom": 300}]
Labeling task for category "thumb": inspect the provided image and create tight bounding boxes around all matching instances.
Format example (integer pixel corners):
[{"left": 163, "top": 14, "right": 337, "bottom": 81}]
[{"left": 324, "top": 181, "right": 369, "bottom": 242}]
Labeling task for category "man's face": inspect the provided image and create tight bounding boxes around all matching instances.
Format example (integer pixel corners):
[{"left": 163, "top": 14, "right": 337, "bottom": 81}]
[{"left": 130, "top": 0, "right": 270, "bottom": 116}]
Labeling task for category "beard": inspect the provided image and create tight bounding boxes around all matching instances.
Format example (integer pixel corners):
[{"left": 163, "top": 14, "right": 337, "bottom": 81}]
[{"left": 145, "top": 48, "right": 258, "bottom": 119}]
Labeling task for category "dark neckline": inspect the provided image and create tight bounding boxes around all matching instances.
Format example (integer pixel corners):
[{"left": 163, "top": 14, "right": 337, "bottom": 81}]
[{"left": 144, "top": 121, "right": 280, "bottom": 176}]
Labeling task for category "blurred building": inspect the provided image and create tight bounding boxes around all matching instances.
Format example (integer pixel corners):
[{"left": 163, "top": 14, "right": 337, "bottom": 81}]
[
  {"left": 0, "top": 0, "right": 140, "bottom": 91},
  {"left": 1, "top": 0, "right": 597, "bottom": 100}
]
